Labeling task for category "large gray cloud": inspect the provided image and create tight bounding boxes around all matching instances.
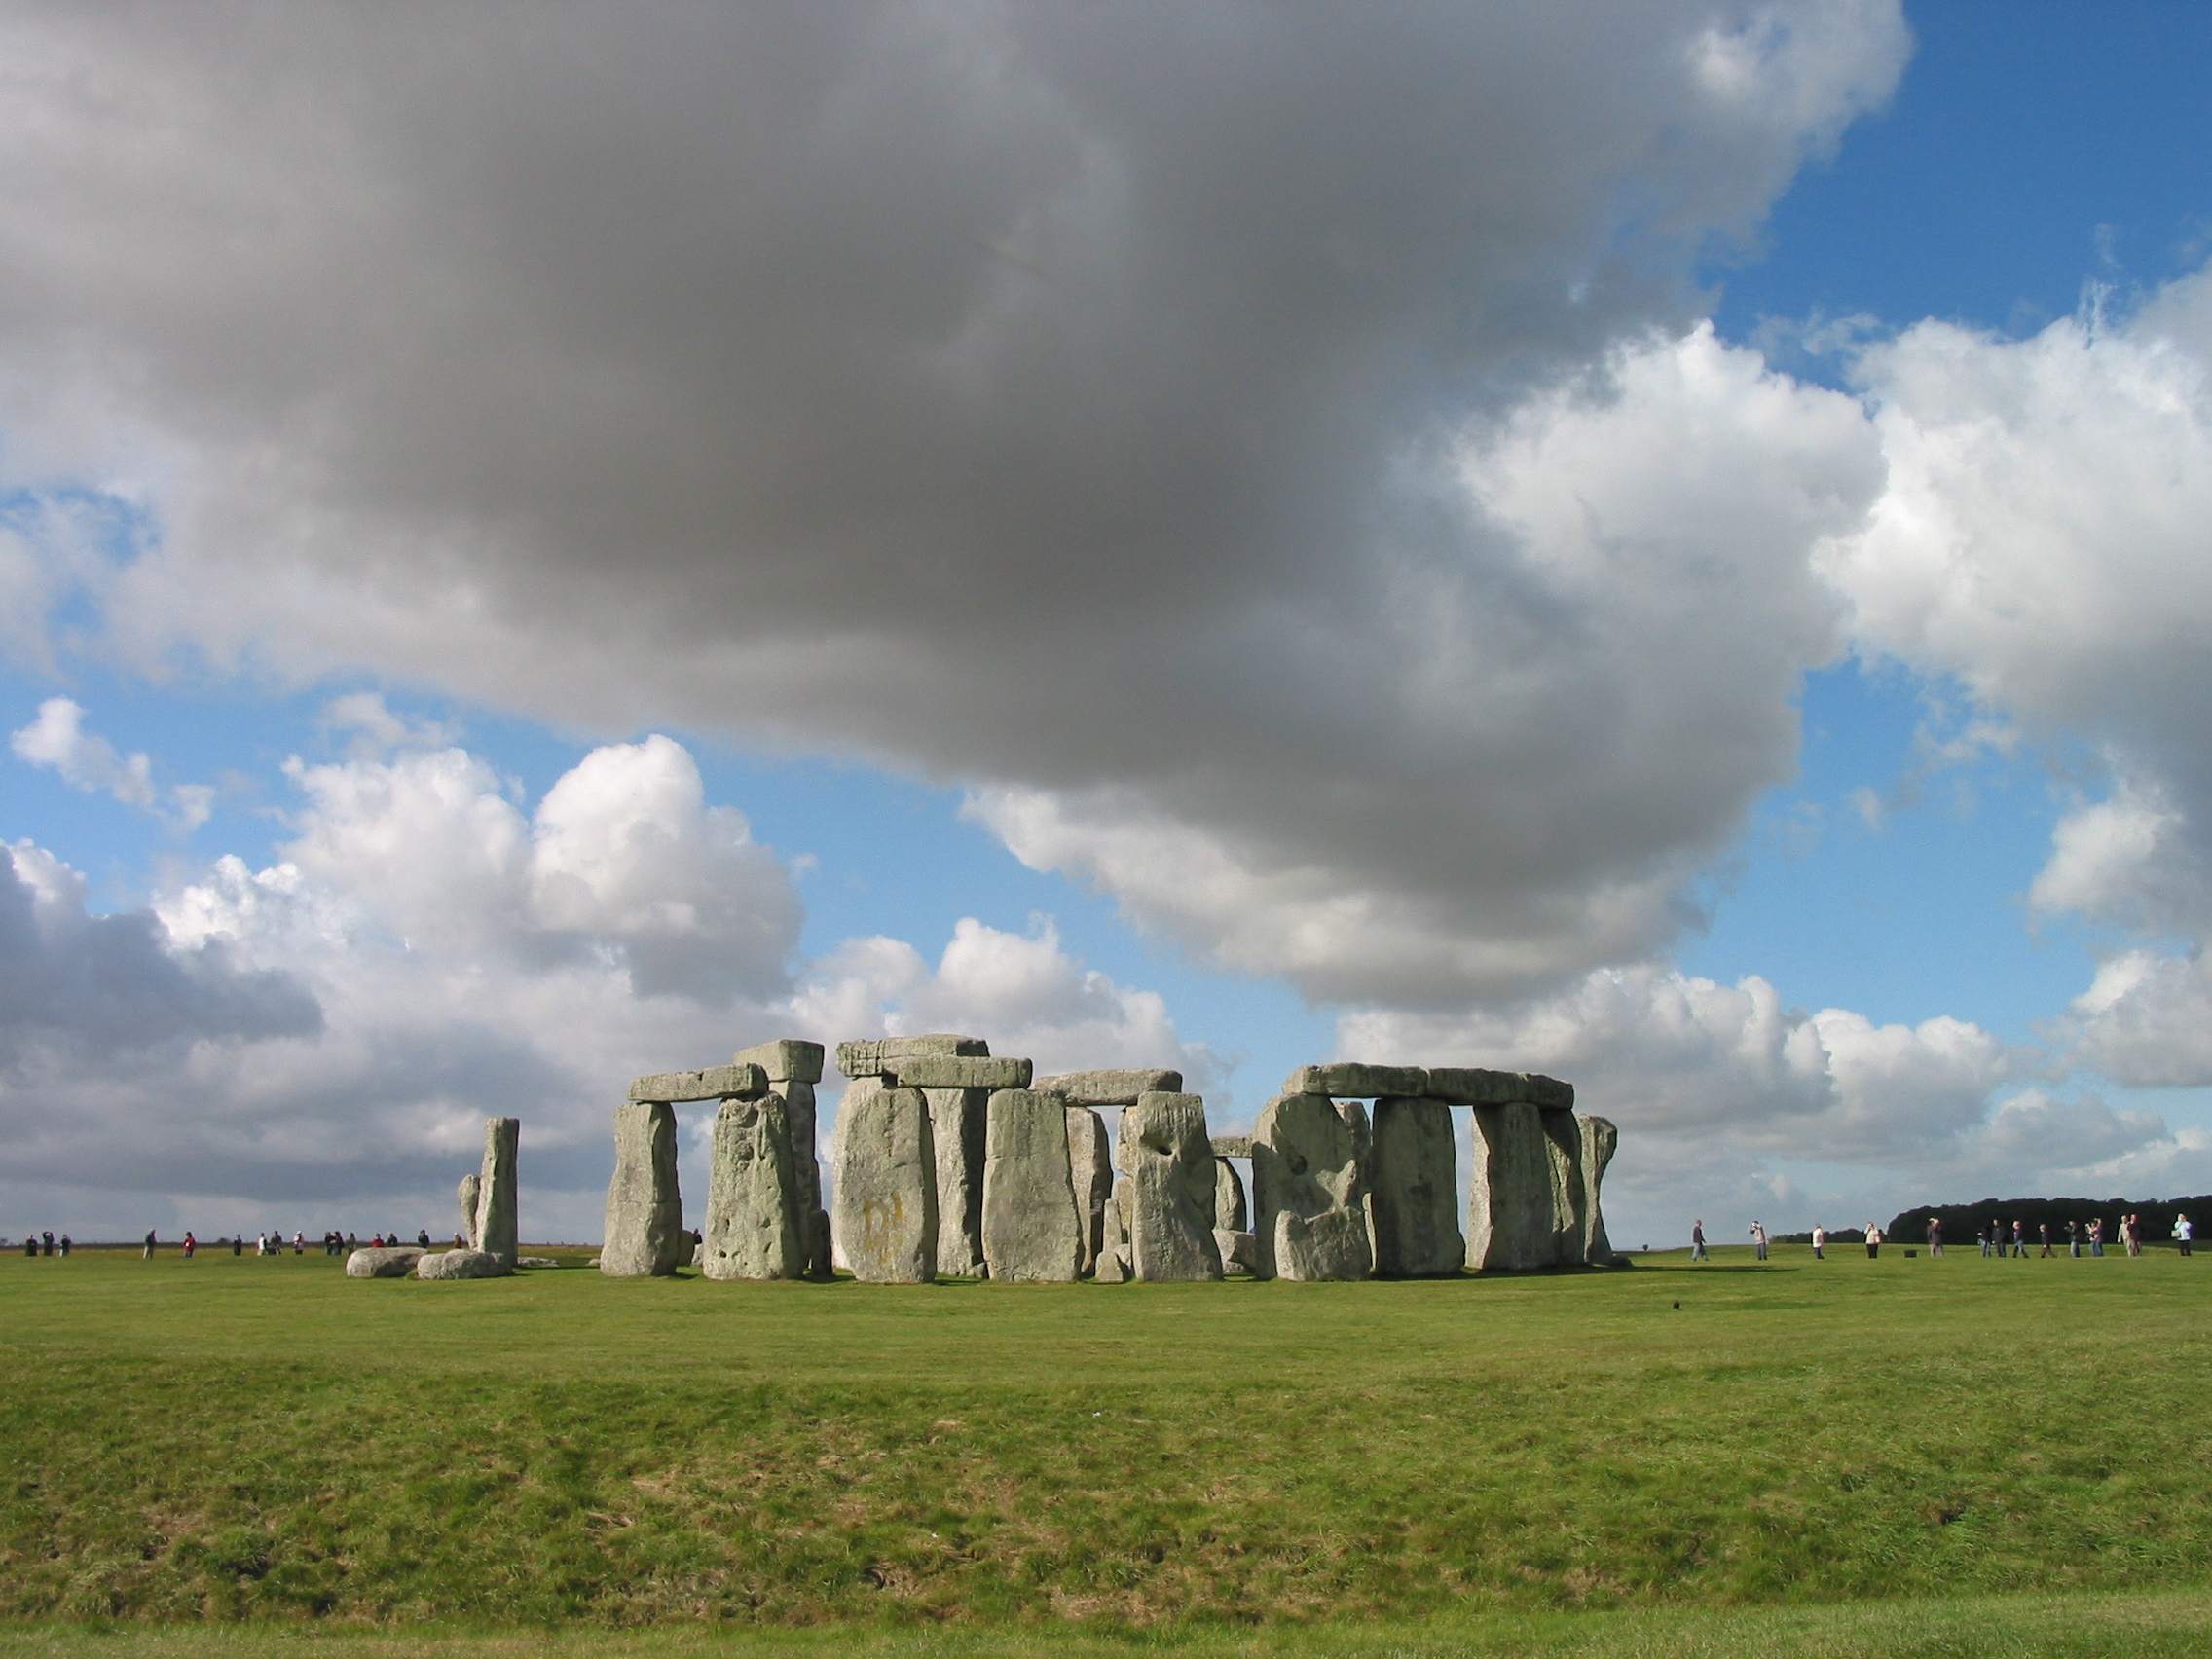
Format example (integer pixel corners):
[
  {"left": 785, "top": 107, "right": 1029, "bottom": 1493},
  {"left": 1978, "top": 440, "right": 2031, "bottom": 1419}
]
[{"left": 0, "top": 1, "right": 1909, "bottom": 1003}]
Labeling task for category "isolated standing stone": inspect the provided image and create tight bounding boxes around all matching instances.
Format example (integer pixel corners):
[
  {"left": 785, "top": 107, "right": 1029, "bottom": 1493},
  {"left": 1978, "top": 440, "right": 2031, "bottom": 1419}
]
[
  {"left": 1370, "top": 1096, "right": 1464, "bottom": 1277},
  {"left": 703, "top": 1092, "right": 803, "bottom": 1281},
  {"left": 1118, "top": 1092, "right": 1222, "bottom": 1281},
  {"left": 924, "top": 1087, "right": 988, "bottom": 1277},
  {"left": 1578, "top": 1113, "right": 1618, "bottom": 1265},
  {"left": 831, "top": 1079, "right": 938, "bottom": 1282},
  {"left": 1467, "top": 1102, "right": 1577, "bottom": 1271},
  {"left": 474, "top": 1117, "right": 520, "bottom": 1269},
  {"left": 1066, "top": 1106, "right": 1113, "bottom": 1276},
  {"left": 603, "top": 1101, "right": 685, "bottom": 1276},
  {"left": 345, "top": 1246, "right": 424, "bottom": 1278},
  {"left": 1213, "top": 1158, "right": 1248, "bottom": 1232},
  {"left": 416, "top": 1248, "right": 509, "bottom": 1279},
  {"left": 980, "top": 1089, "right": 1084, "bottom": 1282},
  {"left": 457, "top": 1173, "right": 481, "bottom": 1248},
  {"left": 1250, "top": 1092, "right": 1371, "bottom": 1281}
]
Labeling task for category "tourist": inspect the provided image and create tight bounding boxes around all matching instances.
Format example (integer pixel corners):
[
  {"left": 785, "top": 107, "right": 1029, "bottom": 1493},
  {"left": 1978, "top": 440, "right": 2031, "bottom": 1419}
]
[
  {"left": 1928, "top": 1216, "right": 1943, "bottom": 1258},
  {"left": 2011, "top": 1219, "right": 2027, "bottom": 1258},
  {"left": 1865, "top": 1224, "right": 1882, "bottom": 1259},
  {"left": 293, "top": 1232, "right": 305, "bottom": 1254},
  {"left": 416, "top": 1228, "right": 431, "bottom": 1248},
  {"left": 182, "top": 1232, "right": 196, "bottom": 1258},
  {"left": 231, "top": 1234, "right": 242, "bottom": 1255},
  {"left": 1811, "top": 1224, "right": 1826, "bottom": 1259},
  {"left": 345, "top": 1232, "right": 358, "bottom": 1252},
  {"left": 41, "top": 1231, "right": 53, "bottom": 1256},
  {"left": 2090, "top": 1217, "right": 2105, "bottom": 1257},
  {"left": 57, "top": 1235, "right": 70, "bottom": 1256},
  {"left": 2177, "top": 1213, "right": 2194, "bottom": 1258},
  {"left": 142, "top": 1229, "right": 157, "bottom": 1259},
  {"left": 1978, "top": 1223, "right": 1992, "bottom": 1257},
  {"left": 2125, "top": 1214, "right": 2142, "bottom": 1258},
  {"left": 1690, "top": 1220, "right": 1708, "bottom": 1262},
  {"left": 2039, "top": 1222, "right": 2052, "bottom": 1258},
  {"left": 20, "top": 1235, "right": 33, "bottom": 1258},
  {"left": 1749, "top": 1220, "right": 1768, "bottom": 1261}
]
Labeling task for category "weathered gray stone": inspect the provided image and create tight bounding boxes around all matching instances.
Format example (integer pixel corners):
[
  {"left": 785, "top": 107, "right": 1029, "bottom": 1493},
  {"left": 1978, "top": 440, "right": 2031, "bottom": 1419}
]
[
  {"left": 980, "top": 1089, "right": 1084, "bottom": 1282},
  {"left": 457, "top": 1173, "right": 481, "bottom": 1248},
  {"left": 1466, "top": 1101, "right": 1582, "bottom": 1270},
  {"left": 1424, "top": 1067, "right": 1575, "bottom": 1110},
  {"left": 602, "top": 1101, "right": 684, "bottom": 1276},
  {"left": 474, "top": 1117, "right": 520, "bottom": 1269},
  {"left": 806, "top": 1209, "right": 832, "bottom": 1280},
  {"left": 1215, "top": 1229, "right": 1258, "bottom": 1275},
  {"left": 891, "top": 1055, "right": 1033, "bottom": 1091},
  {"left": 345, "top": 1246, "right": 424, "bottom": 1278},
  {"left": 702, "top": 1092, "right": 803, "bottom": 1280},
  {"left": 924, "top": 1087, "right": 988, "bottom": 1277},
  {"left": 628, "top": 1063, "right": 766, "bottom": 1103},
  {"left": 416, "top": 1247, "right": 511, "bottom": 1280},
  {"left": 835, "top": 1035, "right": 988, "bottom": 1078},
  {"left": 1370, "top": 1097, "right": 1464, "bottom": 1277},
  {"left": 732, "top": 1039, "right": 825, "bottom": 1084},
  {"left": 1032, "top": 1068, "right": 1184, "bottom": 1106},
  {"left": 1250, "top": 1092, "right": 1371, "bottom": 1280},
  {"left": 830, "top": 1079, "right": 937, "bottom": 1282},
  {"left": 781, "top": 1080, "right": 827, "bottom": 1272},
  {"left": 1282, "top": 1062, "right": 1428, "bottom": 1100},
  {"left": 1579, "top": 1113, "right": 1618, "bottom": 1265},
  {"left": 1095, "top": 1181, "right": 1131, "bottom": 1283},
  {"left": 1118, "top": 1092, "right": 1223, "bottom": 1281},
  {"left": 1213, "top": 1157, "right": 1248, "bottom": 1232},
  {"left": 1066, "top": 1107, "right": 1113, "bottom": 1276},
  {"left": 1208, "top": 1135, "right": 1254, "bottom": 1160}
]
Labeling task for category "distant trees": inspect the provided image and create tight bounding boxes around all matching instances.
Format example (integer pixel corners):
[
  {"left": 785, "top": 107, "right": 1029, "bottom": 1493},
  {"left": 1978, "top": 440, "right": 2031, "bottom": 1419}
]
[{"left": 1885, "top": 1196, "right": 2212, "bottom": 1246}]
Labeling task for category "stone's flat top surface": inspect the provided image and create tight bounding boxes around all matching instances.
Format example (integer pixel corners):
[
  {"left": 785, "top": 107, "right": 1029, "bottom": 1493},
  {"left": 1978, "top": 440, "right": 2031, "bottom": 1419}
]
[
  {"left": 836, "top": 1034, "right": 989, "bottom": 1077},
  {"left": 1209, "top": 1135, "right": 1254, "bottom": 1160},
  {"left": 628, "top": 1062, "right": 767, "bottom": 1103},
  {"left": 344, "top": 1246, "right": 424, "bottom": 1278},
  {"left": 1423, "top": 1067, "right": 1574, "bottom": 1109},
  {"left": 1033, "top": 1068, "right": 1184, "bottom": 1105},
  {"left": 731, "top": 1040, "right": 825, "bottom": 1084},
  {"left": 892, "top": 1054, "right": 1032, "bottom": 1090},
  {"left": 1282, "top": 1062, "right": 1429, "bottom": 1100},
  {"left": 415, "top": 1248, "right": 512, "bottom": 1280}
]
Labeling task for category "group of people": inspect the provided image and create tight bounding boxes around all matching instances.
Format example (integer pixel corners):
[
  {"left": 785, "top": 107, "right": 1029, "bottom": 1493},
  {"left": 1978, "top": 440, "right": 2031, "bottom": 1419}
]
[
  {"left": 18, "top": 1232, "right": 70, "bottom": 1256},
  {"left": 1687, "top": 1212, "right": 2194, "bottom": 1261},
  {"left": 20, "top": 1227, "right": 452, "bottom": 1259}
]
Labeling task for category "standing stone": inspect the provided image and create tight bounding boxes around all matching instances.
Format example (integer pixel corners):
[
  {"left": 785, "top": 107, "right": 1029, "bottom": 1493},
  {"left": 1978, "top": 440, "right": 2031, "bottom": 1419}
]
[
  {"left": 924, "top": 1088, "right": 988, "bottom": 1277},
  {"left": 1213, "top": 1158, "right": 1248, "bottom": 1232},
  {"left": 1118, "top": 1092, "right": 1222, "bottom": 1281},
  {"left": 1370, "top": 1096, "right": 1464, "bottom": 1277},
  {"left": 780, "top": 1080, "right": 832, "bottom": 1280},
  {"left": 831, "top": 1078, "right": 937, "bottom": 1283},
  {"left": 1095, "top": 1178, "right": 1131, "bottom": 1283},
  {"left": 1066, "top": 1106, "right": 1113, "bottom": 1276},
  {"left": 1579, "top": 1113, "right": 1618, "bottom": 1265},
  {"left": 1541, "top": 1108, "right": 1587, "bottom": 1266},
  {"left": 1250, "top": 1093, "right": 1371, "bottom": 1281},
  {"left": 1467, "top": 1101, "right": 1569, "bottom": 1271},
  {"left": 980, "top": 1089, "right": 1083, "bottom": 1282},
  {"left": 603, "top": 1101, "right": 684, "bottom": 1276},
  {"left": 457, "top": 1173, "right": 481, "bottom": 1248},
  {"left": 473, "top": 1117, "right": 520, "bottom": 1270},
  {"left": 702, "top": 1092, "right": 803, "bottom": 1281}
]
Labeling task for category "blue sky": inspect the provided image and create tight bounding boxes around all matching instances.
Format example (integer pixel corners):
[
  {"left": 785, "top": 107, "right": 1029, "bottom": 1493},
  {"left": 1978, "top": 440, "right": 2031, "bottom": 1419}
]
[{"left": 4, "top": 3, "right": 2211, "bottom": 1246}]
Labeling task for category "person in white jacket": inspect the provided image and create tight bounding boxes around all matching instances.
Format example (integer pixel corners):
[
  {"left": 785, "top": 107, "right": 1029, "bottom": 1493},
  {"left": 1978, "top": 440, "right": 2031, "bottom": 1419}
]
[
  {"left": 2176, "top": 1213, "right": 2194, "bottom": 1259},
  {"left": 1811, "top": 1225, "right": 1826, "bottom": 1260}
]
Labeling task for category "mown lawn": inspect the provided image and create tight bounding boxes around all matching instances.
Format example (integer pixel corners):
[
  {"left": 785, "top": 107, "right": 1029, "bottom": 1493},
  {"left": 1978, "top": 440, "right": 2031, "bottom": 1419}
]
[{"left": 1, "top": 1243, "right": 2207, "bottom": 1652}]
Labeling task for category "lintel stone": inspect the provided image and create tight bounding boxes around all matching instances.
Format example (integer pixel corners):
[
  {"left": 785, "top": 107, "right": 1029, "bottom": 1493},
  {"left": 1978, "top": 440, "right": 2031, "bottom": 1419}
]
[
  {"left": 731, "top": 1040, "right": 825, "bottom": 1084},
  {"left": 628, "top": 1062, "right": 767, "bottom": 1103},
  {"left": 835, "top": 1034, "right": 989, "bottom": 1078},
  {"left": 1281, "top": 1062, "right": 1429, "bottom": 1100},
  {"left": 1032, "top": 1068, "right": 1183, "bottom": 1106},
  {"left": 891, "top": 1055, "right": 1032, "bottom": 1091}
]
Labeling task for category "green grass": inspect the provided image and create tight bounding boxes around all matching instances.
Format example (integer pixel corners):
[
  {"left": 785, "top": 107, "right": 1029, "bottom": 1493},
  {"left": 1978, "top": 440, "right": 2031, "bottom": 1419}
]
[{"left": 2, "top": 1243, "right": 2208, "bottom": 1652}]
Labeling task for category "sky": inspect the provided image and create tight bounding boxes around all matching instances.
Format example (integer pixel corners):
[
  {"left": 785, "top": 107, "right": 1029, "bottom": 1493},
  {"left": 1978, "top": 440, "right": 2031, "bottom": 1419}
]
[{"left": 4, "top": 1, "right": 2212, "bottom": 1250}]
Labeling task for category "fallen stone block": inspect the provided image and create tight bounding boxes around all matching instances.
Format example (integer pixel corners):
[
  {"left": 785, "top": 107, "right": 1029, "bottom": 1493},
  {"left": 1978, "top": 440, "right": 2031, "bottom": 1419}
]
[
  {"left": 1274, "top": 1206, "right": 1372, "bottom": 1281},
  {"left": 517, "top": 1256, "right": 560, "bottom": 1269},
  {"left": 1251, "top": 1092, "right": 1371, "bottom": 1280},
  {"left": 475, "top": 1117, "right": 521, "bottom": 1269},
  {"left": 1281, "top": 1062, "right": 1429, "bottom": 1100},
  {"left": 835, "top": 1034, "right": 989, "bottom": 1078},
  {"left": 831, "top": 1079, "right": 938, "bottom": 1282},
  {"left": 732, "top": 1039, "right": 826, "bottom": 1084},
  {"left": 981, "top": 1088, "right": 1084, "bottom": 1282},
  {"left": 627, "top": 1062, "right": 767, "bottom": 1103},
  {"left": 603, "top": 1100, "right": 685, "bottom": 1276},
  {"left": 1119, "top": 1092, "right": 1222, "bottom": 1281},
  {"left": 891, "top": 1055, "right": 1033, "bottom": 1091},
  {"left": 925, "top": 1087, "right": 988, "bottom": 1278},
  {"left": 345, "top": 1246, "right": 424, "bottom": 1279},
  {"left": 1032, "top": 1068, "right": 1184, "bottom": 1105},
  {"left": 702, "top": 1093, "right": 803, "bottom": 1280},
  {"left": 1215, "top": 1229, "right": 1258, "bottom": 1276},
  {"left": 415, "top": 1248, "right": 511, "bottom": 1279},
  {"left": 1370, "top": 1096, "right": 1464, "bottom": 1277},
  {"left": 1423, "top": 1067, "right": 1575, "bottom": 1110},
  {"left": 1066, "top": 1106, "right": 1113, "bottom": 1276}
]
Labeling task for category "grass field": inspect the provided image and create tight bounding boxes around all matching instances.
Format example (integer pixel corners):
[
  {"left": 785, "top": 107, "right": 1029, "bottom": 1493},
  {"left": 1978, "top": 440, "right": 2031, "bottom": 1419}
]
[{"left": 1, "top": 1242, "right": 2207, "bottom": 1654}]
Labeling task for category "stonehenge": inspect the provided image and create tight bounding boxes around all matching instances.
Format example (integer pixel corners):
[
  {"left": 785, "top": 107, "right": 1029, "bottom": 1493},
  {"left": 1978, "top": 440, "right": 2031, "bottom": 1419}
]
[
  {"left": 979, "top": 1088, "right": 1084, "bottom": 1281},
  {"left": 1118, "top": 1091, "right": 1224, "bottom": 1281},
  {"left": 473, "top": 1117, "right": 520, "bottom": 1270},
  {"left": 1067, "top": 1106, "right": 1113, "bottom": 1276},
  {"left": 701, "top": 1093, "right": 803, "bottom": 1280},
  {"left": 830, "top": 1078, "right": 938, "bottom": 1282},
  {"left": 603, "top": 1100, "right": 686, "bottom": 1276},
  {"left": 1370, "top": 1097, "right": 1463, "bottom": 1276},
  {"left": 457, "top": 1173, "right": 481, "bottom": 1247},
  {"left": 1250, "top": 1092, "right": 1371, "bottom": 1281}
]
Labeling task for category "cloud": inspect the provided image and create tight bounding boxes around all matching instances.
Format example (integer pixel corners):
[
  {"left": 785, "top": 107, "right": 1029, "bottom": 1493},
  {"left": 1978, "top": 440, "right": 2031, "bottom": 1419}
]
[
  {"left": 11, "top": 697, "right": 214, "bottom": 830},
  {"left": 0, "top": 2, "right": 1908, "bottom": 1008},
  {"left": 317, "top": 691, "right": 458, "bottom": 760}
]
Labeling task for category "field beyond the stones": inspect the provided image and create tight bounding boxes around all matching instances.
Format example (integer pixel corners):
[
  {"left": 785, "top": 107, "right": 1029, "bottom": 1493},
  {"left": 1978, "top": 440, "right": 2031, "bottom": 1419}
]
[{"left": 2, "top": 1244, "right": 2209, "bottom": 1656}]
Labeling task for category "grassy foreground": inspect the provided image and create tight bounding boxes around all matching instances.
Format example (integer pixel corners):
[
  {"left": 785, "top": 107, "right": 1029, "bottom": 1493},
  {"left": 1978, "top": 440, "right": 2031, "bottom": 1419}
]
[{"left": 1, "top": 1243, "right": 2208, "bottom": 1651}]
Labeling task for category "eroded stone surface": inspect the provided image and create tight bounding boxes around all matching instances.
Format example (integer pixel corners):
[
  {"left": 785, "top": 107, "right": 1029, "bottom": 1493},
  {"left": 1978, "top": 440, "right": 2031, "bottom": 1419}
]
[
  {"left": 1282, "top": 1062, "right": 1427, "bottom": 1100},
  {"left": 831, "top": 1079, "right": 937, "bottom": 1282},
  {"left": 1579, "top": 1113, "right": 1617, "bottom": 1265},
  {"left": 781, "top": 1080, "right": 827, "bottom": 1273},
  {"left": 457, "top": 1173, "right": 481, "bottom": 1248},
  {"left": 1425, "top": 1067, "right": 1574, "bottom": 1109},
  {"left": 732, "top": 1040, "right": 825, "bottom": 1084},
  {"left": 1066, "top": 1106, "right": 1113, "bottom": 1276},
  {"left": 925, "top": 1087, "right": 987, "bottom": 1278},
  {"left": 1466, "top": 1101, "right": 1582, "bottom": 1270},
  {"left": 416, "top": 1247, "right": 510, "bottom": 1279},
  {"left": 1095, "top": 1181, "right": 1131, "bottom": 1284},
  {"left": 702, "top": 1092, "right": 803, "bottom": 1281},
  {"left": 628, "top": 1063, "right": 766, "bottom": 1103},
  {"left": 1033, "top": 1069, "right": 1183, "bottom": 1106},
  {"left": 1208, "top": 1135, "right": 1254, "bottom": 1160},
  {"left": 603, "top": 1101, "right": 684, "bottom": 1276},
  {"left": 1119, "top": 1092, "right": 1222, "bottom": 1281},
  {"left": 345, "top": 1246, "right": 423, "bottom": 1278},
  {"left": 1213, "top": 1157, "right": 1248, "bottom": 1232},
  {"left": 1215, "top": 1229, "right": 1258, "bottom": 1275},
  {"left": 835, "top": 1035, "right": 988, "bottom": 1078},
  {"left": 980, "top": 1088, "right": 1083, "bottom": 1282},
  {"left": 1370, "top": 1097, "right": 1463, "bottom": 1277},
  {"left": 891, "top": 1055, "right": 1032, "bottom": 1091},
  {"left": 474, "top": 1117, "right": 520, "bottom": 1269},
  {"left": 1250, "top": 1092, "right": 1370, "bottom": 1280}
]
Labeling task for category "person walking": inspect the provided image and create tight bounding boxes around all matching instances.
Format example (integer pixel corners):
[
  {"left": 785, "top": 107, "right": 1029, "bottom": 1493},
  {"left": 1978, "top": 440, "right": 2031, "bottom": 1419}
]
[
  {"left": 1750, "top": 1221, "right": 1769, "bottom": 1261},
  {"left": 2125, "top": 1214, "right": 2142, "bottom": 1258},
  {"left": 21, "top": 1235, "right": 34, "bottom": 1258},
  {"left": 57, "top": 1235, "right": 70, "bottom": 1256},
  {"left": 1928, "top": 1217, "right": 1944, "bottom": 1258},
  {"left": 142, "top": 1229, "right": 157, "bottom": 1260},
  {"left": 1690, "top": 1220, "right": 1708, "bottom": 1262},
  {"left": 1811, "top": 1224, "right": 1826, "bottom": 1260},
  {"left": 2177, "top": 1213, "right": 2194, "bottom": 1258},
  {"left": 2012, "top": 1219, "right": 2028, "bottom": 1258},
  {"left": 1865, "top": 1224, "right": 1883, "bottom": 1259},
  {"left": 182, "top": 1231, "right": 196, "bottom": 1258},
  {"left": 292, "top": 1231, "right": 305, "bottom": 1255},
  {"left": 2039, "top": 1222, "right": 2052, "bottom": 1258},
  {"left": 230, "top": 1234, "right": 242, "bottom": 1256},
  {"left": 1978, "top": 1223, "right": 1992, "bottom": 1257},
  {"left": 2089, "top": 1217, "right": 2105, "bottom": 1257}
]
